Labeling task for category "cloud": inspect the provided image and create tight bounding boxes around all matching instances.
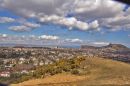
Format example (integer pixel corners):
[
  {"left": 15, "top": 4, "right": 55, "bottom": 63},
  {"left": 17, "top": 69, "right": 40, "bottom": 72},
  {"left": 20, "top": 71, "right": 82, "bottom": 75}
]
[
  {"left": 0, "top": 0, "right": 129, "bottom": 32},
  {"left": 0, "top": 34, "right": 8, "bottom": 42},
  {"left": 18, "top": 19, "right": 41, "bottom": 28},
  {"left": 100, "top": 15, "right": 130, "bottom": 30},
  {"left": 65, "top": 38, "right": 83, "bottom": 43},
  {"left": 0, "top": 17, "right": 15, "bottom": 23},
  {"left": 89, "top": 20, "right": 100, "bottom": 31},
  {"left": 72, "top": 0, "right": 130, "bottom": 31},
  {"left": 23, "top": 22, "right": 40, "bottom": 28},
  {"left": 9, "top": 21, "right": 40, "bottom": 32},
  {"left": 39, "top": 15, "right": 99, "bottom": 31},
  {"left": 92, "top": 42, "right": 110, "bottom": 46},
  {"left": 9, "top": 25, "right": 31, "bottom": 32},
  {"left": 0, "top": 34, "right": 60, "bottom": 44},
  {"left": 0, "top": 34, "right": 115, "bottom": 47},
  {"left": 74, "top": 0, "right": 124, "bottom": 19},
  {"left": 39, "top": 35, "right": 59, "bottom": 40},
  {"left": 0, "top": 34, "right": 86, "bottom": 45},
  {"left": 0, "top": 34, "right": 8, "bottom": 38},
  {"left": 0, "top": 0, "right": 73, "bottom": 17},
  {"left": 0, "top": 16, "right": 40, "bottom": 32}
]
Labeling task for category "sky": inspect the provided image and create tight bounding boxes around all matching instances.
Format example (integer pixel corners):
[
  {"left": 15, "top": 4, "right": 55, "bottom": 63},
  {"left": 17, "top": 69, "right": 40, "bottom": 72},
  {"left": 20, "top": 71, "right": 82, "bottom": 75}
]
[{"left": 0, "top": 0, "right": 130, "bottom": 47}]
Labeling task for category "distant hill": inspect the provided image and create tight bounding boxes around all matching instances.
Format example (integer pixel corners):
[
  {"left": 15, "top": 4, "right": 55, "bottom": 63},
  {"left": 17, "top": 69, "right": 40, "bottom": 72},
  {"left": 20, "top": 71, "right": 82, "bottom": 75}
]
[
  {"left": 81, "top": 43, "right": 130, "bottom": 51},
  {"left": 102, "top": 44, "right": 129, "bottom": 50}
]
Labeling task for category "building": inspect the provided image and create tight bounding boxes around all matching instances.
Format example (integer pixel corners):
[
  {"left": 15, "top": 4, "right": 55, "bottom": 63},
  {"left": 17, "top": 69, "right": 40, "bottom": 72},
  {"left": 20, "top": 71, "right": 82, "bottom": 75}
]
[{"left": 0, "top": 71, "right": 10, "bottom": 77}]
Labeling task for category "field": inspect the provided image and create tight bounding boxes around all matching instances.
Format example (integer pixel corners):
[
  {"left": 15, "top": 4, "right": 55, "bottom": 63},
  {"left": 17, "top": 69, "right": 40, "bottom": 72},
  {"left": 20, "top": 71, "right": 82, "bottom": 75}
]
[{"left": 11, "top": 57, "right": 130, "bottom": 86}]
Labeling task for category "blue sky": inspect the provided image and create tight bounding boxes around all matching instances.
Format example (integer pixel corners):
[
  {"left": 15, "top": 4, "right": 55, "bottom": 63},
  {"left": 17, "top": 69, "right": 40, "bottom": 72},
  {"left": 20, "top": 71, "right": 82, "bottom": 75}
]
[{"left": 0, "top": 0, "right": 130, "bottom": 47}]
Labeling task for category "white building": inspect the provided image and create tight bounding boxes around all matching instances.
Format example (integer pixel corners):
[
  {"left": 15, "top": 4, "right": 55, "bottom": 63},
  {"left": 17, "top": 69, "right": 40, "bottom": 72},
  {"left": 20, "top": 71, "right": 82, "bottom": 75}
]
[{"left": 0, "top": 71, "right": 10, "bottom": 77}]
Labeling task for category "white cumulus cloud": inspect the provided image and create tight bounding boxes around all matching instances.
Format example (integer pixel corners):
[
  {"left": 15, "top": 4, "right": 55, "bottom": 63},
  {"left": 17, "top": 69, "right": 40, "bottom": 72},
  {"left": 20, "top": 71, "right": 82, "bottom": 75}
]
[
  {"left": 0, "top": 34, "right": 8, "bottom": 38},
  {"left": 9, "top": 21, "right": 40, "bottom": 32},
  {"left": 39, "top": 15, "right": 99, "bottom": 31},
  {"left": 65, "top": 38, "right": 83, "bottom": 43},
  {"left": 9, "top": 25, "right": 31, "bottom": 32},
  {"left": 92, "top": 42, "right": 110, "bottom": 46},
  {"left": 0, "top": 17, "right": 15, "bottom": 23},
  {"left": 39, "top": 35, "right": 59, "bottom": 40},
  {"left": 0, "top": 0, "right": 129, "bottom": 32}
]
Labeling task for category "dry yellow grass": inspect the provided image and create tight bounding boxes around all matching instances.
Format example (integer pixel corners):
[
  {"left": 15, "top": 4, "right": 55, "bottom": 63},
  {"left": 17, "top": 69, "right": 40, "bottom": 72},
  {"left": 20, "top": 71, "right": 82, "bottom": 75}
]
[
  {"left": 11, "top": 73, "right": 86, "bottom": 86},
  {"left": 11, "top": 57, "right": 130, "bottom": 86}
]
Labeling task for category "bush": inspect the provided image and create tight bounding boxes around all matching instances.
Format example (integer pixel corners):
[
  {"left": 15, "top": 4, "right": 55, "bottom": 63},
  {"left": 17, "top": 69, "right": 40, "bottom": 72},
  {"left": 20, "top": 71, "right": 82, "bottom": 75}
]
[
  {"left": 13, "top": 56, "right": 86, "bottom": 83},
  {"left": 71, "top": 69, "right": 80, "bottom": 75}
]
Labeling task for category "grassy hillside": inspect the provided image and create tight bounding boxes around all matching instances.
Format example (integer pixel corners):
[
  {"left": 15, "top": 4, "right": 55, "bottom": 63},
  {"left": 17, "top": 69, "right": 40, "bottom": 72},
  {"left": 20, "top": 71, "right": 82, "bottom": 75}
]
[{"left": 11, "top": 57, "right": 130, "bottom": 86}]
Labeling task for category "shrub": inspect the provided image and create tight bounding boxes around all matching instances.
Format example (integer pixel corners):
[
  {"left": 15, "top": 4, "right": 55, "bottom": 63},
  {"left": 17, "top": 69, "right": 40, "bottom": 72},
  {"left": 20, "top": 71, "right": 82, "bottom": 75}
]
[{"left": 71, "top": 69, "right": 80, "bottom": 75}]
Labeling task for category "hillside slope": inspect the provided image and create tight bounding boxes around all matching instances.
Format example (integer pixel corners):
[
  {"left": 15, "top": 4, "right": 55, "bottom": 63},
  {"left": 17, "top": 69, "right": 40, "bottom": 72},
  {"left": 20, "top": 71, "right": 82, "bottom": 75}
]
[
  {"left": 81, "top": 43, "right": 130, "bottom": 51},
  {"left": 11, "top": 57, "right": 130, "bottom": 86}
]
